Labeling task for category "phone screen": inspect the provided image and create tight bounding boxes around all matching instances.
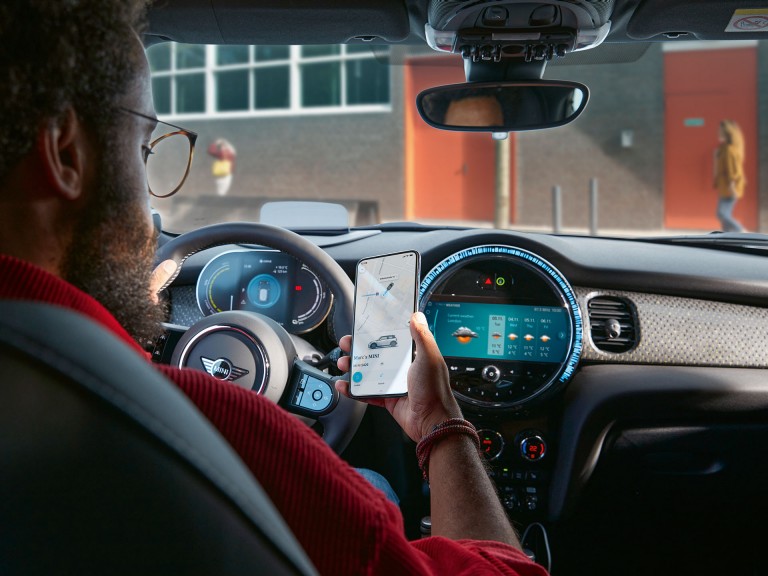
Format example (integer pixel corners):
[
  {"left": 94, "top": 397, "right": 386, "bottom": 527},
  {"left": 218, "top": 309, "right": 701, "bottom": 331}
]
[{"left": 350, "top": 251, "right": 420, "bottom": 398}]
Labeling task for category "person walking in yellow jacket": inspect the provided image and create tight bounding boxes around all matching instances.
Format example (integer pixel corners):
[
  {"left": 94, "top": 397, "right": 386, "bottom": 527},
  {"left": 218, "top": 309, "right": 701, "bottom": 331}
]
[{"left": 713, "top": 119, "right": 746, "bottom": 232}]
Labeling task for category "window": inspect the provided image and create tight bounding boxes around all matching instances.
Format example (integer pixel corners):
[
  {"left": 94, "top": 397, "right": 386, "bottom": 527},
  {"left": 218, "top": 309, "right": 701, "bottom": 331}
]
[
  {"left": 254, "top": 67, "right": 290, "bottom": 109},
  {"left": 346, "top": 58, "right": 389, "bottom": 105},
  {"left": 302, "top": 61, "right": 341, "bottom": 107},
  {"left": 147, "top": 43, "right": 206, "bottom": 115},
  {"left": 146, "top": 43, "right": 390, "bottom": 117}
]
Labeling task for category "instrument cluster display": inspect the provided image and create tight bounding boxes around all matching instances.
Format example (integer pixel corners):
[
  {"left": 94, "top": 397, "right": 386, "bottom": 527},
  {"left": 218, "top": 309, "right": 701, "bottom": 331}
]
[{"left": 196, "top": 250, "right": 332, "bottom": 334}]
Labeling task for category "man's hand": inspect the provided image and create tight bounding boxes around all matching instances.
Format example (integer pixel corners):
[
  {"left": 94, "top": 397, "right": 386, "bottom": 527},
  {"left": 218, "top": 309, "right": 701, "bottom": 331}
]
[
  {"left": 335, "top": 312, "right": 462, "bottom": 442},
  {"left": 149, "top": 259, "right": 177, "bottom": 304},
  {"left": 337, "top": 312, "right": 520, "bottom": 546}
]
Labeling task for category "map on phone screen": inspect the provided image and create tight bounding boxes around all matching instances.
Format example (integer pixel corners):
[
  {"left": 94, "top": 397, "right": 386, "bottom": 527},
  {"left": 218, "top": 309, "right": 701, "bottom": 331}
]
[{"left": 350, "top": 251, "right": 419, "bottom": 397}]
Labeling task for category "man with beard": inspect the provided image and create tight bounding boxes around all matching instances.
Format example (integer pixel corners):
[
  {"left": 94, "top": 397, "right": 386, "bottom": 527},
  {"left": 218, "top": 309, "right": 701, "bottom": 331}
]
[{"left": 0, "top": 2, "right": 547, "bottom": 575}]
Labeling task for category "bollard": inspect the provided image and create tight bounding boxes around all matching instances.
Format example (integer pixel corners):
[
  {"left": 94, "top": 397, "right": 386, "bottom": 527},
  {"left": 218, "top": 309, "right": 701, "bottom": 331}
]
[
  {"left": 589, "top": 178, "right": 598, "bottom": 236},
  {"left": 552, "top": 186, "right": 562, "bottom": 234},
  {"left": 494, "top": 136, "right": 511, "bottom": 229}
]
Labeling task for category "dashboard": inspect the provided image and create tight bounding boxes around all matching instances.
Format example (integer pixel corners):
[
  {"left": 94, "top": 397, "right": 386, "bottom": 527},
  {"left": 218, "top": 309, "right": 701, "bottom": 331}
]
[{"left": 164, "top": 226, "right": 768, "bottom": 568}]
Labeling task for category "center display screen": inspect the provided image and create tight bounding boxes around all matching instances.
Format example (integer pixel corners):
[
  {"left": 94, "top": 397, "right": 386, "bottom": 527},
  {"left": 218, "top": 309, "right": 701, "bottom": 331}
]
[{"left": 425, "top": 301, "right": 571, "bottom": 363}]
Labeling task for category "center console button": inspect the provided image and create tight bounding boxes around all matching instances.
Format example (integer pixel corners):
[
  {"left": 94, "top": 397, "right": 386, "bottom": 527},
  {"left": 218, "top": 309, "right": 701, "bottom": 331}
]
[
  {"left": 481, "top": 365, "right": 501, "bottom": 383},
  {"left": 477, "top": 429, "right": 504, "bottom": 460},
  {"left": 520, "top": 434, "right": 547, "bottom": 462},
  {"left": 502, "top": 491, "right": 520, "bottom": 511}
]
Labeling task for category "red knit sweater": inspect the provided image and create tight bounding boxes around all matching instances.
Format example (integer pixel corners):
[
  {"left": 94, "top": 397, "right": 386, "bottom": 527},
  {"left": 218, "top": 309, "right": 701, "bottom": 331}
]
[{"left": 0, "top": 254, "right": 547, "bottom": 576}]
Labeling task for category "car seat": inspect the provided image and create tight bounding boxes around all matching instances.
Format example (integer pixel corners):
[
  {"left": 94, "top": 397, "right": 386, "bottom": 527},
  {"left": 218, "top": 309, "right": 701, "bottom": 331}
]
[{"left": 0, "top": 301, "right": 317, "bottom": 575}]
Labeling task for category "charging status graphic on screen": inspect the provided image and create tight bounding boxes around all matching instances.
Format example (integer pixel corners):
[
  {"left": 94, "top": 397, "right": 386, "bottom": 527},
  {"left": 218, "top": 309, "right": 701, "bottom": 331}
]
[{"left": 350, "top": 251, "right": 418, "bottom": 397}]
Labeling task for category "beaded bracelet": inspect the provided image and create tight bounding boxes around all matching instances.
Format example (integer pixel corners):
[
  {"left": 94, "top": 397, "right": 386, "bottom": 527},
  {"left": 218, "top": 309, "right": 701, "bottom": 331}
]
[{"left": 415, "top": 418, "right": 481, "bottom": 482}]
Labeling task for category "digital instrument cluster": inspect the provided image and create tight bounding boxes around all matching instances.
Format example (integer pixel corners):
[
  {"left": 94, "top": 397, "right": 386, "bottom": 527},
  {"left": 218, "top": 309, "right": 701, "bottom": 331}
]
[
  {"left": 195, "top": 250, "right": 332, "bottom": 334},
  {"left": 419, "top": 245, "right": 582, "bottom": 410}
]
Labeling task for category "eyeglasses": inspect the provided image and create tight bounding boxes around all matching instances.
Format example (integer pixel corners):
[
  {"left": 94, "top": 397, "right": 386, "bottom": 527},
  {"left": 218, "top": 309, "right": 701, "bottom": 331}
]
[{"left": 120, "top": 108, "right": 198, "bottom": 198}]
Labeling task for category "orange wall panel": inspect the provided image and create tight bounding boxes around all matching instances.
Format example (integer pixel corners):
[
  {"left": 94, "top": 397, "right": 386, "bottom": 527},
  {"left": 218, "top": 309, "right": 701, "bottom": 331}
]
[
  {"left": 405, "top": 57, "right": 516, "bottom": 223},
  {"left": 664, "top": 48, "right": 757, "bottom": 231}
]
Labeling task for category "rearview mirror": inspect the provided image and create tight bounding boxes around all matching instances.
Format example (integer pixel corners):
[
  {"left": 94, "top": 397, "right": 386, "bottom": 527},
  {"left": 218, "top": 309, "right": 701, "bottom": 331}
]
[{"left": 416, "top": 81, "right": 589, "bottom": 132}]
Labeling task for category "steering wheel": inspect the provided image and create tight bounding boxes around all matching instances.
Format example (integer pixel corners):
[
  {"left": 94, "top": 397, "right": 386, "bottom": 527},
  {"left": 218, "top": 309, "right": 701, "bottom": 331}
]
[{"left": 154, "top": 222, "right": 365, "bottom": 454}]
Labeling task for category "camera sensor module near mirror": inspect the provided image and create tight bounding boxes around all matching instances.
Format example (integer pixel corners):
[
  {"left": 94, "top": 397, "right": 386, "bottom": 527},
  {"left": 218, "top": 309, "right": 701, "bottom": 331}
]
[{"left": 350, "top": 251, "right": 420, "bottom": 398}]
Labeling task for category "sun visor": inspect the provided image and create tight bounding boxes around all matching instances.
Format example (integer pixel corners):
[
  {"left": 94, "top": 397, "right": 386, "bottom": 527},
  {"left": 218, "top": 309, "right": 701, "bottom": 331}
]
[
  {"left": 628, "top": 0, "right": 768, "bottom": 40},
  {"left": 146, "top": 0, "right": 221, "bottom": 44},
  {"left": 147, "top": 0, "right": 410, "bottom": 45}
]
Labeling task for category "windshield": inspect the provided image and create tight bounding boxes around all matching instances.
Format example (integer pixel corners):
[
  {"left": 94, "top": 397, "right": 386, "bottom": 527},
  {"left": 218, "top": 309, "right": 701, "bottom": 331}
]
[{"left": 146, "top": 41, "right": 762, "bottom": 238}]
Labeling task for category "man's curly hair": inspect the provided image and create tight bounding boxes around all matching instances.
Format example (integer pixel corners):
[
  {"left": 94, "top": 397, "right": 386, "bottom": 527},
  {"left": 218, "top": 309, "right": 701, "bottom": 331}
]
[{"left": 0, "top": 0, "right": 149, "bottom": 182}]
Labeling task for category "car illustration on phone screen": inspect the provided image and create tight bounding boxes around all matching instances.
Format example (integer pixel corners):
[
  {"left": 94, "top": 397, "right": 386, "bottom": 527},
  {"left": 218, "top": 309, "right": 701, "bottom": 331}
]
[{"left": 368, "top": 335, "right": 398, "bottom": 349}]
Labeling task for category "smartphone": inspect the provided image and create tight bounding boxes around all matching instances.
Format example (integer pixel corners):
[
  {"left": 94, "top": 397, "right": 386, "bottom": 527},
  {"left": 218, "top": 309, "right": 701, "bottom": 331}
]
[{"left": 349, "top": 250, "right": 420, "bottom": 398}]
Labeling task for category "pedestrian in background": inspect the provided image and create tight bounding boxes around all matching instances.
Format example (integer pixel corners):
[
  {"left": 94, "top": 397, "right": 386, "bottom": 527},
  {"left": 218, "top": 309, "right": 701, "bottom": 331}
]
[
  {"left": 713, "top": 119, "right": 746, "bottom": 232},
  {"left": 208, "top": 138, "right": 237, "bottom": 196}
]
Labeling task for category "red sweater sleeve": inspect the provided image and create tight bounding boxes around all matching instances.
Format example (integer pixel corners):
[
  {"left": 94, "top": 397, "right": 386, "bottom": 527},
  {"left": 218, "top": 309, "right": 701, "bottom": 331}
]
[{"left": 157, "top": 365, "right": 547, "bottom": 576}]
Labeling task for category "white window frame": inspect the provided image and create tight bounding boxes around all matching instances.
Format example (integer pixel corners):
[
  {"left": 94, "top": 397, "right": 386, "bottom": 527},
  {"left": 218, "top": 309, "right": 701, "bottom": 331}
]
[
  {"left": 149, "top": 44, "right": 207, "bottom": 116},
  {"left": 149, "top": 43, "right": 391, "bottom": 120}
]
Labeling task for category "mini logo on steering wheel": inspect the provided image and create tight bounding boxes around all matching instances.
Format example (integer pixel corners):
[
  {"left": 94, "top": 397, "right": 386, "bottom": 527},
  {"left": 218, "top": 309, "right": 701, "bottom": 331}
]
[{"left": 201, "top": 357, "right": 250, "bottom": 382}]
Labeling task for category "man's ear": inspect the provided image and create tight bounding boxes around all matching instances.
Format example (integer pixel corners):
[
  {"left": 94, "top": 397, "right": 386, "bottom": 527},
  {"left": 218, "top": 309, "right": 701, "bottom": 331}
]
[{"left": 37, "top": 107, "right": 92, "bottom": 201}]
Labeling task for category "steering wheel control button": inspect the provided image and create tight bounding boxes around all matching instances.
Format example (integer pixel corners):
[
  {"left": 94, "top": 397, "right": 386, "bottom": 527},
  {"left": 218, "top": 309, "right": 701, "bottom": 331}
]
[
  {"left": 477, "top": 429, "right": 505, "bottom": 461},
  {"left": 481, "top": 365, "right": 501, "bottom": 383},
  {"left": 520, "top": 434, "right": 547, "bottom": 462},
  {"left": 151, "top": 333, "right": 169, "bottom": 362},
  {"left": 150, "top": 327, "right": 185, "bottom": 364},
  {"left": 295, "top": 374, "right": 333, "bottom": 413}
]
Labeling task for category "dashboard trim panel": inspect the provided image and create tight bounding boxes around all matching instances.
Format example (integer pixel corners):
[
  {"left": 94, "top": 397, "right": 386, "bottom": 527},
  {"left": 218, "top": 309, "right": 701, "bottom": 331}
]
[{"left": 577, "top": 287, "right": 768, "bottom": 367}]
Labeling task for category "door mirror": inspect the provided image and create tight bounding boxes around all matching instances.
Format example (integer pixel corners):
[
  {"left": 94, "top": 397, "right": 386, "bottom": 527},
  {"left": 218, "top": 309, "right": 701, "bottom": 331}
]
[{"left": 417, "top": 81, "right": 589, "bottom": 132}]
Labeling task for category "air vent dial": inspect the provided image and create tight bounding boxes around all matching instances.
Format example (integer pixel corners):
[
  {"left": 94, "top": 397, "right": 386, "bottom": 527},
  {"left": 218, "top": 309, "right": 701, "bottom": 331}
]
[{"left": 588, "top": 296, "right": 638, "bottom": 353}]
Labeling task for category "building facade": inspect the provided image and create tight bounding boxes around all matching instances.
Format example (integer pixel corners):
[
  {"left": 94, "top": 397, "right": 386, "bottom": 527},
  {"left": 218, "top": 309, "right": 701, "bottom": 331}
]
[{"left": 148, "top": 41, "right": 767, "bottom": 234}]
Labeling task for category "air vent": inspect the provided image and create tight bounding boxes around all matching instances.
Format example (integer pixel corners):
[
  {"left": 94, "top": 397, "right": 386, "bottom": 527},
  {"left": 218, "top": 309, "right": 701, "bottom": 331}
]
[{"left": 588, "top": 296, "right": 638, "bottom": 353}]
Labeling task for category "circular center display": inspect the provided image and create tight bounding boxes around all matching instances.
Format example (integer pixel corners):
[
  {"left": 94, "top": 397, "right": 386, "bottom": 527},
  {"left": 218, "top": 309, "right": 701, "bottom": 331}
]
[{"left": 419, "top": 245, "right": 582, "bottom": 410}]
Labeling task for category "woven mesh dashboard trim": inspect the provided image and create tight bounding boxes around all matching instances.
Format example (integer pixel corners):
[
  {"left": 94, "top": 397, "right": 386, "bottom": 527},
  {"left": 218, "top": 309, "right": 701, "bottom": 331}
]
[
  {"left": 169, "top": 286, "right": 205, "bottom": 328},
  {"left": 576, "top": 287, "right": 768, "bottom": 368}
]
